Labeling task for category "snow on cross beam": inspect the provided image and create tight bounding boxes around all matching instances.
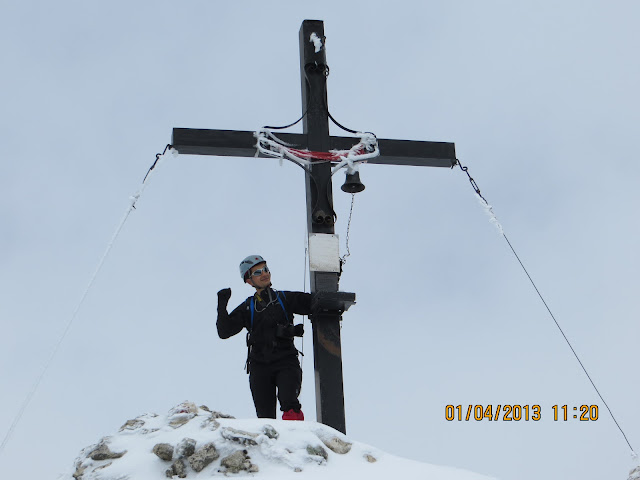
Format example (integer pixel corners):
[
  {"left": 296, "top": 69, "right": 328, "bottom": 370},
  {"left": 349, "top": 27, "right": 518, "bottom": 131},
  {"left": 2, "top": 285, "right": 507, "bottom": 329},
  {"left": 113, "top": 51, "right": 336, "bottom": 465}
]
[{"left": 171, "top": 128, "right": 457, "bottom": 168}]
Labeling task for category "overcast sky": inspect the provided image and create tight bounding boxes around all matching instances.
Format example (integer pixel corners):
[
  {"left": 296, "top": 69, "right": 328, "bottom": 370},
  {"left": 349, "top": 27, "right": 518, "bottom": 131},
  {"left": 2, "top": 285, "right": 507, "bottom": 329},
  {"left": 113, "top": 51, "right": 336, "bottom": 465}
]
[{"left": 1, "top": 1, "right": 639, "bottom": 480}]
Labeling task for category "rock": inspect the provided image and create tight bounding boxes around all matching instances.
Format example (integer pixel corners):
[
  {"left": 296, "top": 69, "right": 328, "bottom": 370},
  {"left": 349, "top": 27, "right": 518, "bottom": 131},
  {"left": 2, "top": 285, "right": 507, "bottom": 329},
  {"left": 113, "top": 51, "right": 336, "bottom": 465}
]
[
  {"left": 629, "top": 466, "right": 640, "bottom": 480},
  {"left": 209, "top": 410, "right": 235, "bottom": 419},
  {"left": 176, "top": 438, "right": 197, "bottom": 458},
  {"left": 221, "top": 426, "right": 259, "bottom": 446},
  {"left": 165, "top": 458, "right": 187, "bottom": 478},
  {"left": 168, "top": 401, "right": 199, "bottom": 429},
  {"left": 72, "top": 460, "right": 115, "bottom": 479},
  {"left": 72, "top": 462, "right": 86, "bottom": 479},
  {"left": 364, "top": 454, "right": 377, "bottom": 463},
  {"left": 200, "top": 414, "right": 220, "bottom": 431},
  {"left": 88, "top": 440, "right": 127, "bottom": 461},
  {"left": 220, "top": 450, "right": 255, "bottom": 474},
  {"left": 152, "top": 443, "right": 174, "bottom": 462},
  {"left": 188, "top": 442, "right": 219, "bottom": 472},
  {"left": 306, "top": 445, "right": 329, "bottom": 461},
  {"left": 169, "top": 401, "right": 199, "bottom": 416},
  {"left": 169, "top": 416, "right": 192, "bottom": 429},
  {"left": 119, "top": 413, "right": 159, "bottom": 434},
  {"left": 198, "top": 409, "right": 234, "bottom": 430},
  {"left": 262, "top": 424, "right": 279, "bottom": 439},
  {"left": 119, "top": 418, "right": 145, "bottom": 432},
  {"left": 321, "top": 436, "right": 352, "bottom": 454},
  {"left": 92, "top": 462, "right": 112, "bottom": 472}
]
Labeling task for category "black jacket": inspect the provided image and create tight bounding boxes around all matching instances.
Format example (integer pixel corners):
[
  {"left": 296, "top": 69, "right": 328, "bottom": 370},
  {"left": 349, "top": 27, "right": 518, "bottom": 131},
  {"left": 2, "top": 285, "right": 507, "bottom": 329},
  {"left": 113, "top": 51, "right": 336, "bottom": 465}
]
[{"left": 217, "top": 288, "right": 313, "bottom": 364}]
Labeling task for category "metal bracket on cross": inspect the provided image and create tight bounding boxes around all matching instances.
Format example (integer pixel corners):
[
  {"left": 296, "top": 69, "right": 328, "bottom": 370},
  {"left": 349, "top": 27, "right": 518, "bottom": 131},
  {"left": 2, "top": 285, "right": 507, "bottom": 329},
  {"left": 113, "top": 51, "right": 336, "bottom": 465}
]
[{"left": 312, "top": 291, "right": 357, "bottom": 315}]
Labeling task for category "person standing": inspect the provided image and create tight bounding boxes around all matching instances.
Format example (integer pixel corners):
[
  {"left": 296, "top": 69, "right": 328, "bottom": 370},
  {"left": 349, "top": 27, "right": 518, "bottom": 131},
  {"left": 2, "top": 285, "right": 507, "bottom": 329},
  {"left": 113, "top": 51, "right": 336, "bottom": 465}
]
[{"left": 217, "top": 255, "right": 311, "bottom": 420}]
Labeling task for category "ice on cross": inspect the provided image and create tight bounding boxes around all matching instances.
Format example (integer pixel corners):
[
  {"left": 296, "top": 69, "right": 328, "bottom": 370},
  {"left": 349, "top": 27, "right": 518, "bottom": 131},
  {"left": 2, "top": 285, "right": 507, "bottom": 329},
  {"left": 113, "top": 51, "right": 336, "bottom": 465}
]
[{"left": 310, "top": 32, "right": 323, "bottom": 52}]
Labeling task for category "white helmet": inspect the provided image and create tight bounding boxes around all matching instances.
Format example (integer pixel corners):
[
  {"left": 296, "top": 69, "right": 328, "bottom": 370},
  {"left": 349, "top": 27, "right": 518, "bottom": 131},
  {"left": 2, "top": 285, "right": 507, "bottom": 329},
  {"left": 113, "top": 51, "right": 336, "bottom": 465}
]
[{"left": 239, "top": 255, "right": 266, "bottom": 280}]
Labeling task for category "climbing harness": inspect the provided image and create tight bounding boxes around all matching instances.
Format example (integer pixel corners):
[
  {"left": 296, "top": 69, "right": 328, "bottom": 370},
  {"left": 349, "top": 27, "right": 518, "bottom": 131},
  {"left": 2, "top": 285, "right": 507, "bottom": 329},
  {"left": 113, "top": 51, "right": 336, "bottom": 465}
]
[
  {"left": 245, "top": 290, "right": 292, "bottom": 374},
  {"left": 249, "top": 290, "right": 288, "bottom": 329}
]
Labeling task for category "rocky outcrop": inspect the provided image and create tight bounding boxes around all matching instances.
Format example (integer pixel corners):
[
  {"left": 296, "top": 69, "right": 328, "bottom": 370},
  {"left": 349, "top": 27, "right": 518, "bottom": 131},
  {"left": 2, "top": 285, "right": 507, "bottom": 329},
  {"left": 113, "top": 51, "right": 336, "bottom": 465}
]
[
  {"left": 220, "top": 449, "right": 258, "bottom": 473},
  {"left": 165, "top": 458, "right": 186, "bottom": 478},
  {"left": 321, "top": 436, "right": 352, "bottom": 454},
  {"left": 262, "top": 424, "right": 279, "bottom": 439},
  {"left": 221, "top": 426, "right": 259, "bottom": 446},
  {"left": 168, "top": 401, "right": 199, "bottom": 428},
  {"left": 188, "top": 443, "right": 219, "bottom": 472},
  {"left": 306, "top": 444, "right": 329, "bottom": 462},
  {"left": 152, "top": 443, "right": 173, "bottom": 462},
  {"left": 72, "top": 438, "right": 127, "bottom": 479},
  {"left": 87, "top": 440, "right": 126, "bottom": 461},
  {"left": 66, "top": 401, "right": 381, "bottom": 479},
  {"left": 176, "top": 438, "right": 197, "bottom": 458}
]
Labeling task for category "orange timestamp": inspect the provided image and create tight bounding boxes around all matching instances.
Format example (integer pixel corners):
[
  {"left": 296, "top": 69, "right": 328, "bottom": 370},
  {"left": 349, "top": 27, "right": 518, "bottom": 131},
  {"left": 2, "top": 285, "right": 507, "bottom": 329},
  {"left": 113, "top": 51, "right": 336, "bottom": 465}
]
[
  {"left": 445, "top": 404, "right": 541, "bottom": 421},
  {"left": 445, "top": 404, "right": 599, "bottom": 421}
]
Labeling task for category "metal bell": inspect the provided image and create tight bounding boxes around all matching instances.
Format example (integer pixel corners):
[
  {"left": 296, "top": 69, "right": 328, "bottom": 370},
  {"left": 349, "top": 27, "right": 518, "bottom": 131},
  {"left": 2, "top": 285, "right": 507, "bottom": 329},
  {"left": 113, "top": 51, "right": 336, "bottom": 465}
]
[{"left": 341, "top": 171, "right": 365, "bottom": 193}]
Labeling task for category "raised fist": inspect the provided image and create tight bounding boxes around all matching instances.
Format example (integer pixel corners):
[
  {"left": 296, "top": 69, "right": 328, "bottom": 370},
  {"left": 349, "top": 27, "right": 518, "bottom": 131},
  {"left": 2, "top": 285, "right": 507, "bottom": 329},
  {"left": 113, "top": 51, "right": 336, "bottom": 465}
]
[{"left": 217, "top": 288, "right": 232, "bottom": 306}]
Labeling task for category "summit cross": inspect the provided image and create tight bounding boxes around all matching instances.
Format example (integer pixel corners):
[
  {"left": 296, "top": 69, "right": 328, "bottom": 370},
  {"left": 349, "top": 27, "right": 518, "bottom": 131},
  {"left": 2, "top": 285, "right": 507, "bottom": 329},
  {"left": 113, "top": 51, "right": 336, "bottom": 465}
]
[{"left": 171, "top": 20, "right": 456, "bottom": 434}]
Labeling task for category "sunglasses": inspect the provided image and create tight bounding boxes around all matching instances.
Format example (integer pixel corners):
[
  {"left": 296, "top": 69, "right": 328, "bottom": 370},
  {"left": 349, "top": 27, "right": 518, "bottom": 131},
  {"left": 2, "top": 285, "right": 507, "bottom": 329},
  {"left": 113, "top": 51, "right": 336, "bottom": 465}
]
[{"left": 251, "top": 266, "right": 270, "bottom": 277}]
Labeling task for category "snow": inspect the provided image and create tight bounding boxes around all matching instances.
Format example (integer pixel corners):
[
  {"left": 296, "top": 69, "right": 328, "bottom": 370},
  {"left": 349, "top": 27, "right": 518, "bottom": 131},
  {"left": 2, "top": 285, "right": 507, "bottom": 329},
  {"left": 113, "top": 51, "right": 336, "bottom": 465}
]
[
  {"left": 475, "top": 194, "right": 504, "bottom": 236},
  {"left": 310, "top": 32, "right": 323, "bottom": 53},
  {"left": 58, "top": 401, "right": 498, "bottom": 480}
]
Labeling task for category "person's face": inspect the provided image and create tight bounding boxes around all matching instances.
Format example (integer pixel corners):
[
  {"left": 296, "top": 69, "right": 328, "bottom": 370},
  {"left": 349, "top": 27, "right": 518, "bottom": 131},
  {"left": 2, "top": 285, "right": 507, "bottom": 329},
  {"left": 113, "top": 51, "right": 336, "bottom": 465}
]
[{"left": 246, "top": 262, "right": 271, "bottom": 289}]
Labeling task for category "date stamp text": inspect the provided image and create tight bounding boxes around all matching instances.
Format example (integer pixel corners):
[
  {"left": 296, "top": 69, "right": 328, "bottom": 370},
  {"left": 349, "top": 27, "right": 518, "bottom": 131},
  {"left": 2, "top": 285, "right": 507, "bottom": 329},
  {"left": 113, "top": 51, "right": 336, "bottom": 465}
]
[{"left": 444, "top": 404, "right": 599, "bottom": 422}]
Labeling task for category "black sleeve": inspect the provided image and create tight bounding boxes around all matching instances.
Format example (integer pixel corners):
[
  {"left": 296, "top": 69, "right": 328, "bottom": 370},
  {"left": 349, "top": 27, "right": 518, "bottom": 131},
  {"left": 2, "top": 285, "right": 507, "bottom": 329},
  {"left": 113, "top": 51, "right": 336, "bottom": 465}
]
[
  {"left": 283, "top": 291, "right": 313, "bottom": 316},
  {"left": 217, "top": 301, "right": 249, "bottom": 339}
]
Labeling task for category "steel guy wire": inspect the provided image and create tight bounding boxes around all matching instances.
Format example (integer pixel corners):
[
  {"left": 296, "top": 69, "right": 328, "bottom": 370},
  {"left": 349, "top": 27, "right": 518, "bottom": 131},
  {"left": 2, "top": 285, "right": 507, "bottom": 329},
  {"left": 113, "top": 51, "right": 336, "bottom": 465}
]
[
  {"left": 455, "top": 158, "right": 637, "bottom": 458},
  {"left": 0, "top": 145, "right": 174, "bottom": 460}
]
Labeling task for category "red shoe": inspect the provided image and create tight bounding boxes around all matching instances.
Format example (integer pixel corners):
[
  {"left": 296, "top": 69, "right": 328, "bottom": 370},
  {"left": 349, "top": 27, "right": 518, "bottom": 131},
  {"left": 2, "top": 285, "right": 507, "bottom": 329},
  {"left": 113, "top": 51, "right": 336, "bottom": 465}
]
[{"left": 282, "top": 409, "right": 304, "bottom": 421}]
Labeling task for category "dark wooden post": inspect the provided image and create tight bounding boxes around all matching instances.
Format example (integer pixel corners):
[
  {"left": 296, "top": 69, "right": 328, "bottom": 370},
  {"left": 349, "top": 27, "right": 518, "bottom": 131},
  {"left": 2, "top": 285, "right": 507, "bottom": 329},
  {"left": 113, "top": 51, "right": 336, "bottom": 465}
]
[
  {"left": 299, "top": 20, "right": 347, "bottom": 433},
  {"left": 169, "top": 19, "right": 456, "bottom": 436}
]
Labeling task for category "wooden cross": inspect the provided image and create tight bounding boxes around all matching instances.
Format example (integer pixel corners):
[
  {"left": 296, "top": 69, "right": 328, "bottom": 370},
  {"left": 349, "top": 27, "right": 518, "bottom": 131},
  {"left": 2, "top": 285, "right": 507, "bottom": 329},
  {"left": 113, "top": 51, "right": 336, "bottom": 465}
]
[{"left": 171, "top": 20, "right": 456, "bottom": 434}]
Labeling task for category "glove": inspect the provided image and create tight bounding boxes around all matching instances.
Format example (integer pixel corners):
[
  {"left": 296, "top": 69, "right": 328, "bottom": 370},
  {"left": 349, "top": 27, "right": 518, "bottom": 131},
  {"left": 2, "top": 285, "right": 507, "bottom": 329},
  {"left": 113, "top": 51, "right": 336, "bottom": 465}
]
[
  {"left": 217, "top": 288, "right": 231, "bottom": 308},
  {"left": 293, "top": 324, "right": 304, "bottom": 337}
]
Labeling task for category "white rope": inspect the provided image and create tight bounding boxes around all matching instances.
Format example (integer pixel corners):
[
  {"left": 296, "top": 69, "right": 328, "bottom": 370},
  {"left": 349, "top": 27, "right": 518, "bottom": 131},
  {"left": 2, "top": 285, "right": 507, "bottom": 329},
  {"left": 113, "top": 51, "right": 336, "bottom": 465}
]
[
  {"left": 330, "top": 134, "right": 379, "bottom": 175},
  {"left": 254, "top": 129, "right": 379, "bottom": 171}
]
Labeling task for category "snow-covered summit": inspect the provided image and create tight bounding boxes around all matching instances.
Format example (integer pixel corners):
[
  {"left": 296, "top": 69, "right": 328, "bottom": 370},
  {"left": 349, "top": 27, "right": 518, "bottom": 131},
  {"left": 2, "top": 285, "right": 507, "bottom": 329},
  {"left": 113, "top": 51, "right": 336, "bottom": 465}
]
[{"left": 60, "top": 401, "right": 498, "bottom": 480}]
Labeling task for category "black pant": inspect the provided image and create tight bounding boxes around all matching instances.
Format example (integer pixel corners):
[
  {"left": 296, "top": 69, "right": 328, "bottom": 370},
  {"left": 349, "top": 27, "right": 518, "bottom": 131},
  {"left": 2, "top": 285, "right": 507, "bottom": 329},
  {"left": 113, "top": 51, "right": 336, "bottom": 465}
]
[{"left": 249, "top": 355, "right": 302, "bottom": 418}]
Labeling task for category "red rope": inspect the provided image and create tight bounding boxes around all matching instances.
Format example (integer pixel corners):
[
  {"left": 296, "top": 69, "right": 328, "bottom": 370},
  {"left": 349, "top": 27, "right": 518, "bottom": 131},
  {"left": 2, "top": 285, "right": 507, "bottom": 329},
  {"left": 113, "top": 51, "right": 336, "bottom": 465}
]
[{"left": 287, "top": 146, "right": 365, "bottom": 162}]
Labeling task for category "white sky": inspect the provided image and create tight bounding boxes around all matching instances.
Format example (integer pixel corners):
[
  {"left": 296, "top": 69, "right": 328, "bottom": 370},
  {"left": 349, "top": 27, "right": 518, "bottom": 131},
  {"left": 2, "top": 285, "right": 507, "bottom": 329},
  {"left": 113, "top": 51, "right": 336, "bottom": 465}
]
[{"left": 1, "top": 1, "right": 639, "bottom": 480}]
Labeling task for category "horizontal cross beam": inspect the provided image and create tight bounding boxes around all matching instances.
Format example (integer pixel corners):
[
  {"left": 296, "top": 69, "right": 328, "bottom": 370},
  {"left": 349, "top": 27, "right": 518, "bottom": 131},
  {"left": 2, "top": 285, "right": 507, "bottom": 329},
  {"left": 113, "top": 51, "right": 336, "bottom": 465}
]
[{"left": 171, "top": 128, "right": 456, "bottom": 168}]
